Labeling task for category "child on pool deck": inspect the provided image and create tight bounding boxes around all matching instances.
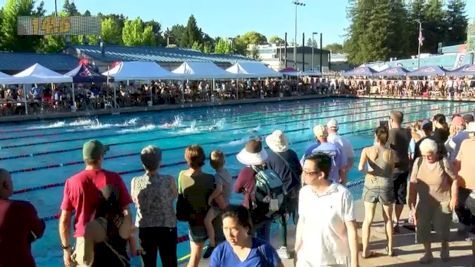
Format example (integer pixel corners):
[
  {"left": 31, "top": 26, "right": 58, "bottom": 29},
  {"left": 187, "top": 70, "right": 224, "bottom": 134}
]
[{"left": 203, "top": 150, "right": 233, "bottom": 258}]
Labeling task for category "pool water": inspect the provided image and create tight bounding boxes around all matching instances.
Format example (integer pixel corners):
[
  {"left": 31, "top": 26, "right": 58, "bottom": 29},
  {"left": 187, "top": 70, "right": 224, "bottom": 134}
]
[{"left": 0, "top": 97, "right": 469, "bottom": 266}]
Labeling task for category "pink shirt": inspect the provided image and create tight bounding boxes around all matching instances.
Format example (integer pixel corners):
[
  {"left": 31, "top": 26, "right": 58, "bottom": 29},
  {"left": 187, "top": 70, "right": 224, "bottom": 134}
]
[{"left": 60, "top": 169, "right": 132, "bottom": 237}]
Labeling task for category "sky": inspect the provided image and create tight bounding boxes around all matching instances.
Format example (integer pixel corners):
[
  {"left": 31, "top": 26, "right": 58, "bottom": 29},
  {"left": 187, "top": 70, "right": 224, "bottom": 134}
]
[
  {"left": 38, "top": 0, "right": 351, "bottom": 46},
  {"left": 5, "top": 0, "right": 475, "bottom": 46}
]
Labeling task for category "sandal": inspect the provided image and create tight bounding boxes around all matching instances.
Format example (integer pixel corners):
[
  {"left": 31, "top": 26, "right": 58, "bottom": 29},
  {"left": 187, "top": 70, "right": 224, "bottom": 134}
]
[
  {"left": 385, "top": 246, "right": 395, "bottom": 257},
  {"left": 361, "top": 250, "right": 378, "bottom": 259},
  {"left": 419, "top": 254, "right": 433, "bottom": 264}
]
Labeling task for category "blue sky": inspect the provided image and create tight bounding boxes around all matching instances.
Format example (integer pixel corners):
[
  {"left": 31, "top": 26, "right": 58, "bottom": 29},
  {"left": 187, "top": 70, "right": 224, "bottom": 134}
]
[{"left": 8, "top": 0, "right": 475, "bottom": 46}]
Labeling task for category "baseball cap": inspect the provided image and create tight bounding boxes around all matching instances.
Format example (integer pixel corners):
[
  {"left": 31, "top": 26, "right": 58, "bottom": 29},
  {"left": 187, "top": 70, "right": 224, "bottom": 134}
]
[
  {"left": 313, "top": 125, "right": 328, "bottom": 138},
  {"left": 83, "top": 140, "right": 109, "bottom": 161},
  {"left": 327, "top": 119, "right": 338, "bottom": 129}
]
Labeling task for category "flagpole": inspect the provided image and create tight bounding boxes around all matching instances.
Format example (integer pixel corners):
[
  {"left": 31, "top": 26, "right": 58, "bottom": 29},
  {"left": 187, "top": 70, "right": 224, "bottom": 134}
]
[{"left": 417, "top": 19, "right": 422, "bottom": 69}]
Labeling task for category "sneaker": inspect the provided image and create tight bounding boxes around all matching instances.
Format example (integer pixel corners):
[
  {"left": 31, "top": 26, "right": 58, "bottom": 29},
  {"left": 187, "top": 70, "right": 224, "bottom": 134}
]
[
  {"left": 203, "top": 246, "right": 215, "bottom": 259},
  {"left": 277, "top": 246, "right": 291, "bottom": 259}
]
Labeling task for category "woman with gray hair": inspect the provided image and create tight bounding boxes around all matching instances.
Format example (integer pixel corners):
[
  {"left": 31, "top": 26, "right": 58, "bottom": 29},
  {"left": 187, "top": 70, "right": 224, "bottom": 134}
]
[
  {"left": 131, "top": 145, "right": 178, "bottom": 267},
  {"left": 408, "top": 138, "right": 459, "bottom": 264}
]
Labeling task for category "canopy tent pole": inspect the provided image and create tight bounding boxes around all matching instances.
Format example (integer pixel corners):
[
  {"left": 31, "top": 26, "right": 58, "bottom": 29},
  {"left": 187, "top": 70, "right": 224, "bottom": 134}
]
[
  {"left": 71, "top": 83, "right": 76, "bottom": 111},
  {"left": 149, "top": 81, "right": 153, "bottom": 107},
  {"left": 212, "top": 79, "right": 215, "bottom": 102},
  {"left": 24, "top": 85, "right": 28, "bottom": 115}
]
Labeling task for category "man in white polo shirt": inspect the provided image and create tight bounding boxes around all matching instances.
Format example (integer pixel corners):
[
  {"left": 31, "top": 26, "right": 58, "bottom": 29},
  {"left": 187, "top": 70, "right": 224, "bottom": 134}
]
[{"left": 295, "top": 152, "right": 358, "bottom": 267}]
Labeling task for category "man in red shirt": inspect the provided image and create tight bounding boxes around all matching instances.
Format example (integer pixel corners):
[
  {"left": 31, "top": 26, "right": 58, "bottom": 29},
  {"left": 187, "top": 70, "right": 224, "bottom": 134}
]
[
  {"left": 59, "top": 140, "right": 132, "bottom": 267},
  {"left": 0, "top": 168, "right": 45, "bottom": 267}
]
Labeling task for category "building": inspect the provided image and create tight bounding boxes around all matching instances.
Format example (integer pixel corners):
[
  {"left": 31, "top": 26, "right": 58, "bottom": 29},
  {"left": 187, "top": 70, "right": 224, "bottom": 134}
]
[{"left": 254, "top": 44, "right": 331, "bottom": 72}]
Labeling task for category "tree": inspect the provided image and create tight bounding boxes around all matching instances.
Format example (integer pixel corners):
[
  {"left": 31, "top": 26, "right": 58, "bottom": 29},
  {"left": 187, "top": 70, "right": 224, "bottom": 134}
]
[
  {"left": 0, "top": 0, "right": 45, "bottom": 51},
  {"left": 422, "top": 0, "right": 445, "bottom": 53},
  {"left": 232, "top": 31, "right": 267, "bottom": 56},
  {"left": 182, "top": 15, "right": 202, "bottom": 47},
  {"left": 37, "top": 35, "right": 65, "bottom": 52},
  {"left": 142, "top": 24, "right": 156, "bottom": 46},
  {"left": 83, "top": 10, "right": 91, "bottom": 16},
  {"left": 168, "top": 24, "right": 186, "bottom": 47},
  {"left": 101, "top": 17, "right": 122, "bottom": 44},
  {"left": 444, "top": 0, "right": 467, "bottom": 46},
  {"left": 324, "top": 43, "right": 343, "bottom": 53},
  {"left": 62, "top": 0, "right": 78, "bottom": 15},
  {"left": 268, "top": 35, "right": 285, "bottom": 45},
  {"left": 306, "top": 38, "right": 318, "bottom": 47},
  {"left": 344, "top": 0, "right": 408, "bottom": 64},
  {"left": 122, "top": 17, "right": 145, "bottom": 46},
  {"left": 214, "top": 38, "right": 232, "bottom": 54},
  {"left": 144, "top": 20, "right": 163, "bottom": 46},
  {"left": 191, "top": 41, "right": 203, "bottom": 51}
]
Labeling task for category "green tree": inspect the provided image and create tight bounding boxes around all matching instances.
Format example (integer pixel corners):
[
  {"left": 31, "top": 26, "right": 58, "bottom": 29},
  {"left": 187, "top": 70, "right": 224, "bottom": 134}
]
[
  {"left": 344, "top": 0, "right": 376, "bottom": 64},
  {"left": 214, "top": 38, "right": 232, "bottom": 54},
  {"left": 268, "top": 35, "right": 285, "bottom": 45},
  {"left": 233, "top": 31, "right": 267, "bottom": 56},
  {"left": 37, "top": 35, "right": 65, "bottom": 52},
  {"left": 422, "top": 0, "right": 445, "bottom": 53},
  {"left": 191, "top": 41, "right": 203, "bottom": 51},
  {"left": 0, "top": 0, "right": 45, "bottom": 51},
  {"left": 168, "top": 24, "right": 186, "bottom": 46},
  {"left": 444, "top": 0, "right": 467, "bottom": 46},
  {"left": 122, "top": 17, "right": 145, "bottom": 46},
  {"left": 144, "top": 20, "right": 163, "bottom": 46},
  {"left": 324, "top": 43, "right": 343, "bottom": 53},
  {"left": 101, "top": 17, "right": 122, "bottom": 44},
  {"left": 182, "top": 15, "right": 202, "bottom": 47},
  {"left": 142, "top": 24, "right": 156, "bottom": 46},
  {"left": 62, "top": 0, "right": 78, "bottom": 15}
]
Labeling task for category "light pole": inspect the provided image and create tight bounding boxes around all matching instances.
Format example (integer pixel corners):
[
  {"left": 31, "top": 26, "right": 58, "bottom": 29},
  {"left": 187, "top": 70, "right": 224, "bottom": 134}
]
[
  {"left": 292, "top": 0, "right": 306, "bottom": 69},
  {"left": 312, "top": 32, "right": 318, "bottom": 71},
  {"left": 416, "top": 19, "right": 422, "bottom": 69}
]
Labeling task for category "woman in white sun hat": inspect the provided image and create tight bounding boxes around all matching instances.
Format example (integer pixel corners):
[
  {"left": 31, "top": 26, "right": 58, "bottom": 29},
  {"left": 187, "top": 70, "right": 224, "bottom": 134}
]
[
  {"left": 234, "top": 138, "right": 274, "bottom": 242},
  {"left": 265, "top": 130, "right": 302, "bottom": 259}
]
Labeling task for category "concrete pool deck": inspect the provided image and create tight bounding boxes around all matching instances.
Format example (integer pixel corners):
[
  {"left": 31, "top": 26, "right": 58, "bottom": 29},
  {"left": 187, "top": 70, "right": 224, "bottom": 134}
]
[{"left": 190, "top": 199, "right": 474, "bottom": 267}]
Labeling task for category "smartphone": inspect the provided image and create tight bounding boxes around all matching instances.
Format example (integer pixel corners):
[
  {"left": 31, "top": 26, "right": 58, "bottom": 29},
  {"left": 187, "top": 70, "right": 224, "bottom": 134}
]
[{"left": 379, "top": 120, "right": 389, "bottom": 128}]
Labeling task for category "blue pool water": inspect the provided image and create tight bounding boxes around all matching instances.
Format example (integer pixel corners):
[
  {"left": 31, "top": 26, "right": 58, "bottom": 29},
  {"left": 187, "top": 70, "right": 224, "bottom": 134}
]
[{"left": 0, "top": 97, "right": 469, "bottom": 266}]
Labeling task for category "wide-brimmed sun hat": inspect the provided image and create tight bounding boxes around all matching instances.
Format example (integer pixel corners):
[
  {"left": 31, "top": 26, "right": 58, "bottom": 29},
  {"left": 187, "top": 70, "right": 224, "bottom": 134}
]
[
  {"left": 265, "top": 130, "right": 289, "bottom": 153},
  {"left": 236, "top": 139, "right": 268, "bottom": 166}
]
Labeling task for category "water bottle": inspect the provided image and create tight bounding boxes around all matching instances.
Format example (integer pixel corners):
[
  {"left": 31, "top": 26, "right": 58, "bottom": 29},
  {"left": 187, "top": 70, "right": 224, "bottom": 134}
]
[{"left": 130, "top": 255, "right": 144, "bottom": 267}]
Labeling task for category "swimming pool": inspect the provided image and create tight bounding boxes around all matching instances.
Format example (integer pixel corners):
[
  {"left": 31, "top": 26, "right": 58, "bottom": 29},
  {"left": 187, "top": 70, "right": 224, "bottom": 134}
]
[{"left": 0, "top": 97, "right": 469, "bottom": 266}]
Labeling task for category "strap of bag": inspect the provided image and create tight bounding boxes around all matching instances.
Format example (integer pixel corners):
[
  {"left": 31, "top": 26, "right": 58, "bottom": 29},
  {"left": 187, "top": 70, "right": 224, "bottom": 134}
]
[{"left": 274, "top": 152, "right": 300, "bottom": 180}]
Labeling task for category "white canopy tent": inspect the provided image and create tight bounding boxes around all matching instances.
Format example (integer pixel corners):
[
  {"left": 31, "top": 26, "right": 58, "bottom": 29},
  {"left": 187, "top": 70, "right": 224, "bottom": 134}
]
[
  {"left": 102, "top": 61, "right": 180, "bottom": 81},
  {"left": 172, "top": 61, "right": 236, "bottom": 80},
  {"left": 226, "top": 62, "right": 282, "bottom": 78},
  {"left": 13, "top": 63, "right": 72, "bottom": 114},
  {"left": 13, "top": 63, "right": 73, "bottom": 84},
  {"left": 0, "top": 71, "right": 24, "bottom": 85},
  {"left": 102, "top": 61, "right": 181, "bottom": 108}
]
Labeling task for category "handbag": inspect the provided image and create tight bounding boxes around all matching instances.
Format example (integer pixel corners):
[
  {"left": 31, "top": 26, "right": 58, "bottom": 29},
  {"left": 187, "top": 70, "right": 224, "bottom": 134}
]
[
  {"left": 176, "top": 194, "right": 191, "bottom": 222},
  {"left": 176, "top": 171, "right": 192, "bottom": 222}
]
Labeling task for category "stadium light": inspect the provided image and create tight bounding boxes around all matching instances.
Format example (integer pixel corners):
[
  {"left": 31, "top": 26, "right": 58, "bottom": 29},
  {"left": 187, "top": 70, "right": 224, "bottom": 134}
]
[{"left": 292, "top": 0, "right": 306, "bottom": 69}]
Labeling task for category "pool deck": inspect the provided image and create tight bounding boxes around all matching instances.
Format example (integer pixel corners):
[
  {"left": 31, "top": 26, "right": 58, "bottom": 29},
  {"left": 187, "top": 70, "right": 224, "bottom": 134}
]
[
  {"left": 2, "top": 93, "right": 474, "bottom": 123},
  {"left": 190, "top": 199, "right": 474, "bottom": 267}
]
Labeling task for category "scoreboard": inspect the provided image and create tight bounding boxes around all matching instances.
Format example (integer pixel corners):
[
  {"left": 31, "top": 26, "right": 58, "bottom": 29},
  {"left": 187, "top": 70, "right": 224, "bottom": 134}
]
[{"left": 17, "top": 16, "right": 101, "bottom": 36}]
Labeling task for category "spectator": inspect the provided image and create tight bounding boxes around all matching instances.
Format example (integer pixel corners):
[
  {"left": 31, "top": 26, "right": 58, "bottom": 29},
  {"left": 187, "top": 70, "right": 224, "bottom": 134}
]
[
  {"left": 302, "top": 125, "right": 347, "bottom": 184},
  {"left": 203, "top": 150, "right": 232, "bottom": 258},
  {"left": 413, "top": 120, "right": 433, "bottom": 162},
  {"left": 177, "top": 145, "right": 215, "bottom": 267},
  {"left": 131, "top": 146, "right": 178, "bottom": 267},
  {"left": 0, "top": 168, "right": 45, "bottom": 267},
  {"left": 446, "top": 115, "right": 465, "bottom": 163},
  {"left": 295, "top": 153, "right": 358, "bottom": 267},
  {"left": 387, "top": 111, "right": 411, "bottom": 232},
  {"left": 265, "top": 130, "right": 302, "bottom": 259},
  {"left": 234, "top": 139, "right": 272, "bottom": 242},
  {"left": 359, "top": 126, "right": 396, "bottom": 257},
  {"left": 408, "top": 138, "right": 458, "bottom": 264},
  {"left": 432, "top": 113, "right": 450, "bottom": 157},
  {"left": 454, "top": 122, "right": 475, "bottom": 237},
  {"left": 210, "top": 205, "right": 283, "bottom": 267},
  {"left": 327, "top": 119, "right": 355, "bottom": 178},
  {"left": 59, "top": 140, "right": 133, "bottom": 267}
]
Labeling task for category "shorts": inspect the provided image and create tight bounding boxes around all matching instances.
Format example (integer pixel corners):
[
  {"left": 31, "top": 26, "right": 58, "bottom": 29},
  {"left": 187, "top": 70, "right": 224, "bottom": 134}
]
[
  {"left": 363, "top": 186, "right": 395, "bottom": 205},
  {"left": 416, "top": 200, "right": 451, "bottom": 243},
  {"left": 393, "top": 172, "right": 409, "bottom": 205},
  {"left": 465, "top": 192, "right": 475, "bottom": 215},
  {"left": 188, "top": 225, "right": 207, "bottom": 243}
]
